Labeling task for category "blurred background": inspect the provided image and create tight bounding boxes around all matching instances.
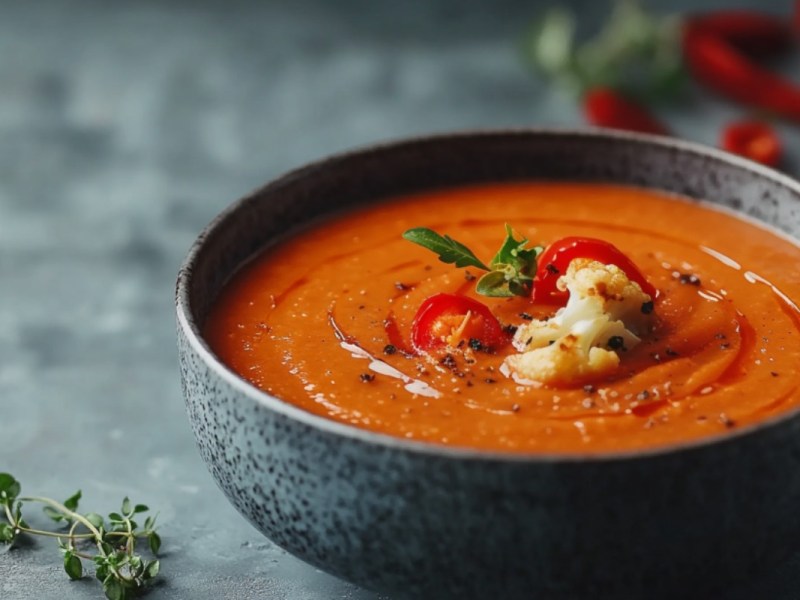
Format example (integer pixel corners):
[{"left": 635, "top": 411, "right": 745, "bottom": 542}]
[{"left": 2, "top": 0, "right": 799, "bottom": 598}]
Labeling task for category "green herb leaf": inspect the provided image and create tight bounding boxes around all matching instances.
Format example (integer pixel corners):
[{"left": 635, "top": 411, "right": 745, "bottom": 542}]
[
  {"left": 85, "top": 512, "right": 105, "bottom": 530},
  {"left": 475, "top": 271, "right": 510, "bottom": 297},
  {"left": 0, "top": 473, "right": 20, "bottom": 503},
  {"left": 42, "top": 506, "right": 65, "bottom": 523},
  {"left": 64, "top": 552, "right": 83, "bottom": 580},
  {"left": 402, "top": 228, "right": 490, "bottom": 271},
  {"left": 148, "top": 532, "right": 161, "bottom": 555},
  {"left": 103, "top": 577, "right": 125, "bottom": 600},
  {"left": 0, "top": 522, "right": 16, "bottom": 543},
  {"left": 63, "top": 490, "right": 81, "bottom": 512},
  {"left": 144, "top": 560, "right": 160, "bottom": 580}
]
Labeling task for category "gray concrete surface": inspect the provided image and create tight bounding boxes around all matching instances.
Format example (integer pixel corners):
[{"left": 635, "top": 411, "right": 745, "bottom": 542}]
[{"left": 1, "top": 0, "right": 799, "bottom": 598}]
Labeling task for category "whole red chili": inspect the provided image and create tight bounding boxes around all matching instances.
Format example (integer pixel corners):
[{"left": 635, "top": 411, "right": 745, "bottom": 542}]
[
  {"left": 583, "top": 87, "right": 670, "bottom": 136},
  {"left": 683, "top": 17, "right": 800, "bottom": 122},
  {"left": 532, "top": 237, "right": 656, "bottom": 304},
  {"left": 721, "top": 120, "right": 782, "bottom": 167},
  {"left": 410, "top": 293, "right": 508, "bottom": 352},
  {"left": 687, "top": 11, "right": 793, "bottom": 57}
]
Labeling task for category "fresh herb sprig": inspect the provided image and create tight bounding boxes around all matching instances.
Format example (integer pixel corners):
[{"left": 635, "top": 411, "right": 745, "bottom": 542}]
[
  {"left": 523, "top": 0, "right": 685, "bottom": 103},
  {"left": 0, "top": 473, "right": 161, "bottom": 600},
  {"left": 403, "top": 224, "right": 542, "bottom": 297}
]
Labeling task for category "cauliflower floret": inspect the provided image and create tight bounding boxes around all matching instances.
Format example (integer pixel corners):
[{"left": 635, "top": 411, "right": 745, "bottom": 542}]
[{"left": 504, "top": 258, "right": 654, "bottom": 386}]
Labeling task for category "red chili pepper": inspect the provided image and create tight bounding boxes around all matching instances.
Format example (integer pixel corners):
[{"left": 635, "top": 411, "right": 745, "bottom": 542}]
[
  {"left": 410, "top": 293, "right": 508, "bottom": 352},
  {"left": 583, "top": 88, "right": 670, "bottom": 135},
  {"left": 687, "top": 11, "right": 793, "bottom": 57},
  {"left": 532, "top": 237, "right": 656, "bottom": 304},
  {"left": 683, "top": 19, "right": 800, "bottom": 122},
  {"left": 795, "top": 1, "right": 800, "bottom": 33},
  {"left": 721, "top": 120, "right": 782, "bottom": 167}
]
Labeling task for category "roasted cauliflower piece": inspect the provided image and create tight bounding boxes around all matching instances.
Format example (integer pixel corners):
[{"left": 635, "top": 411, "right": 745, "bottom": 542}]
[{"left": 504, "top": 258, "right": 654, "bottom": 386}]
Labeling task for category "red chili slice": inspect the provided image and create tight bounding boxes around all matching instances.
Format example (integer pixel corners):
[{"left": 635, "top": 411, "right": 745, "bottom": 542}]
[
  {"left": 532, "top": 237, "right": 656, "bottom": 304},
  {"left": 721, "top": 120, "right": 782, "bottom": 167},
  {"left": 410, "top": 293, "right": 508, "bottom": 352}
]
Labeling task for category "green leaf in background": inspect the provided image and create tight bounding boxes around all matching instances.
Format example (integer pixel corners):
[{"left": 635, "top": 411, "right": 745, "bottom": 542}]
[
  {"left": 121, "top": 497, "right": 131, "bottom": 516},
  {"left": 133, "top": 504, "right": 149, "bottom": 514},
  {"left": 524, "top": 6, "right": 575, "bottom": 77},
  {"left": 523, "top": 0, "right": 686, "bottom": 101}
]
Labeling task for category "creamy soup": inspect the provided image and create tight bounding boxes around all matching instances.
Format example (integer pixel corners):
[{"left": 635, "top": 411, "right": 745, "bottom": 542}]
[{"left": 205, "top": 183, "right": 800, "bottom": 453}]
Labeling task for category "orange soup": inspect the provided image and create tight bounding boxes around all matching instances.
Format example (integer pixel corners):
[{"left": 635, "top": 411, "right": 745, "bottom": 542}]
[{"left": 205, "top": 183, "right": 800, "bottom": 453}]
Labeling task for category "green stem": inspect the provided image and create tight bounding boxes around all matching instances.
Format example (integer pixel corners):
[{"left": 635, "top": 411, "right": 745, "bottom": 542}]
[{"left": 17, "top": 497, "right": 103, "bottom": 539}]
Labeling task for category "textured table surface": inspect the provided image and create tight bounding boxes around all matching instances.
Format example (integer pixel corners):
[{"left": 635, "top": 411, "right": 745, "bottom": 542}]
[{"left": 2, "top": 0, "right": 800, "bottom": 598}]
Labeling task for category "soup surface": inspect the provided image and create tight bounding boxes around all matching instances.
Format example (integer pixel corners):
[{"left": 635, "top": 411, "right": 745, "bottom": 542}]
[{"left": 205, "top": 183, "right": 800, "bottom": 453}]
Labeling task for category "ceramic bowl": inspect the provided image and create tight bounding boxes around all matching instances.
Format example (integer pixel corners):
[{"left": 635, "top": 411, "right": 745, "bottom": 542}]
[{"left": 176, "top": 130, "right": 800, "bottom": 599}]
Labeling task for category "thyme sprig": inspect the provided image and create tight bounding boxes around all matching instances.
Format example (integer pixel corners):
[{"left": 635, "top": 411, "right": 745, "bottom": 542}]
[{"left": 0, "top": 473, "right": 161, "bottom": 600}]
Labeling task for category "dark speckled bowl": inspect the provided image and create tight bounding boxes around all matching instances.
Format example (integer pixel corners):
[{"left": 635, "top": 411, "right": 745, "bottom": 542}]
[{"left": 176, "top": 130, "right": 800, "bottom": 599}]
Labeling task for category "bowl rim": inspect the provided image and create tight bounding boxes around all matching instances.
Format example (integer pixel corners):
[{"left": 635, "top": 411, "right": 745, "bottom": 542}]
[{"left": 176, "top": 127, "right": 800, "bottom": 464}]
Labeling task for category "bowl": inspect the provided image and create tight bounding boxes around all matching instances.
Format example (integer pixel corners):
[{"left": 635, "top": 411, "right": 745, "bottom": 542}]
[{"left": 176, "top": 130, "right": 800, "bottom": 599}]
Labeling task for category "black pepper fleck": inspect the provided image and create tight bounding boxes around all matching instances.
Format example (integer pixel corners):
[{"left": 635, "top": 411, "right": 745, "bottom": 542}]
[
  {"left": 545, "top": 263, "right": 559, "bottom": 275},
  {"left": 394, "top": 281, "right": 410, "bottom": 291},
  {"left": 583, "top": 384, "right": 595, "bottom": 394},
  {"left": 440, "top": 354, "right": 457, "bottom": 370},
  {"left": 503, "top": 324, "right": 518, "bottom": 335},
  {"left": 665, "top": 347, "right": 679, "bottom": 357},
  {"left": 607, "top": 336, "right": 625, "bottom": 350},
  {"left": 636, "top": 390, "right": 650, "bottom": 401},
  {"left": 383, "top": 344, "right": 397, "bottom": 355},
  {"left": 468, "top": 338, "right": 484, "bottom": 351},
  {"left": 464, "top": 270, "right": 476, "bottom": 282},
  {"left": 519, "top": 312, "right": 534, "bottom": 321},
  {"left": 359, "top": 373, "right": 375, "bottom": 383},
  {"left": 679, "top": 273, "right": 701, "bottom": 286},
  {"left": 641, "top": 301, "right": 654, "bottom": 314},
  {"left": 484, "top": 378, "right": 497, "bottom": 384}
]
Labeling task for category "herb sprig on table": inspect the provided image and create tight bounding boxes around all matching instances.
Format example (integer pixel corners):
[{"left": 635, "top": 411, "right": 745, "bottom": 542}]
[
  {"left": 0, "top": 473, "right": 161, "bottom": 600},
  {"left": 403, "top": 224, "right": 542, "bottom": 297}
]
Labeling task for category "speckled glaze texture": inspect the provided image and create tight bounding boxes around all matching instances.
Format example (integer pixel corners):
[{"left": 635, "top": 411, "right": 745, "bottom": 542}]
[{"left": 176, "top": 131, "right": 800, "bottom": 599}]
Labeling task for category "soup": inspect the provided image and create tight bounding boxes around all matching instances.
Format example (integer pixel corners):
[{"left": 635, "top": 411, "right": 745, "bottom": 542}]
[{"left": 205, "top": 183, "right": 800, "bottom": 453}]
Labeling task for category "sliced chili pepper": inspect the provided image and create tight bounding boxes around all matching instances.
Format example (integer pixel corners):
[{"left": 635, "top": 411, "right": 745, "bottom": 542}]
[
  {"left": 721, "top": 120, "right": 782, "bottom": 167},
  {"left": 532, "top": 237, "right": 656, "bottom": 304},
  {"left": 683, "top": 20, "right": 800, "bottom": 122},
  {"left": 583, "top": 87, "right": 670, "bottom": 136},
  {"left": 410, "top": 293, "right": 508, "bottom": 352},
  {"left": 687, "top": 11, "right": 793, "bottom": 57}
]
